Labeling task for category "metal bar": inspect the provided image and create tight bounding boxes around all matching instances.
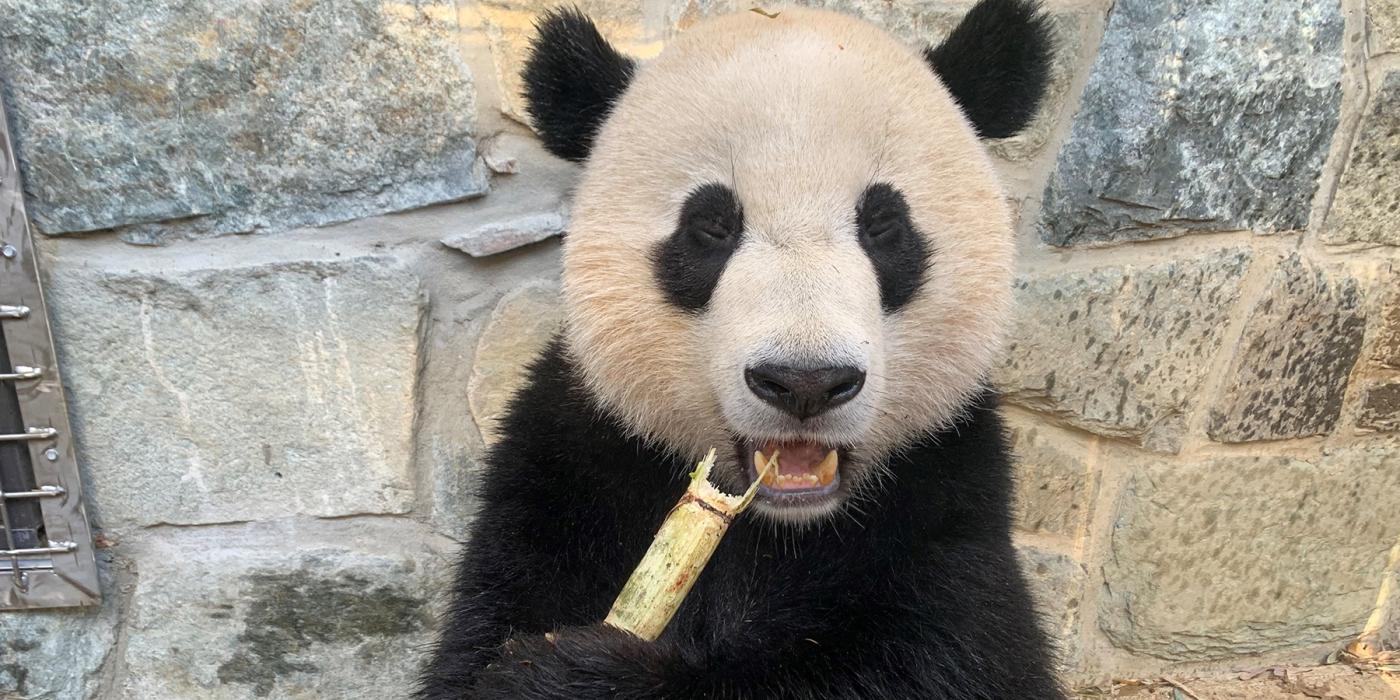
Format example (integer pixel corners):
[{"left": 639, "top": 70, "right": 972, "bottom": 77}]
[
  {"left": 0, "top": 464, "right": 22, "bottom": 588},
  {"left": 1, "top": 84, "right": 100, "bottom": 609},
  {"left": 0, "top": 365, "right": 42, "bottom": 381},
  {"left": 1, "top": 541, "right": 76, "bottom": 557},
  {"left": 2, "top": 485, "right": 64, "bottom": 499},
  {"left": 0, "top": 426, "right": 57, "bottom": 442}
]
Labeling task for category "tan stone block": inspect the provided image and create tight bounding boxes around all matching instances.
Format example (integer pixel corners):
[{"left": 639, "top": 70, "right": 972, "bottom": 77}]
[
  {"left": 995, "top": 249, "right": 1252, "bottom": 451},
  {"left": 1208, "top": 255, "right": 1366, "bottom": 442},
  {"left": 468, "top": 283, "right": 565, "bottom": 445},
  {"left": 1008, "top": 421, "right": 1096, "bottom": 538},
  {"left": 1017, "top": 545, "right": 1087, "bottom": 677},
  {"left": 1323, "top": 70, "right": 1400, "bottom": 247},
  {"left": 1098, "top": 447, "right": 1400, "bottom": 660}
]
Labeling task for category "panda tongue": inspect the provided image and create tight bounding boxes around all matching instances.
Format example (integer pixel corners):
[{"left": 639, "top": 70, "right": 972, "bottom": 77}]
[{"left": 757, "top": 441, "right": 838, "bottom": 491}]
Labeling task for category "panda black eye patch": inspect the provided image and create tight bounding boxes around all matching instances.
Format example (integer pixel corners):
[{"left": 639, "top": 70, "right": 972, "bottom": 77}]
[
  {"left": 857, "top": 183, "right": 931, "bottom": 312},
  {"left": 653, "top": 183, "right": 745, "bottom": 311}
]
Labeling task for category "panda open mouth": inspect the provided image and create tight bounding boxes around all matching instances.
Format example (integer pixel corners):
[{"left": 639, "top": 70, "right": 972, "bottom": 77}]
[{"left": 741, "top": 441, "right": 843, "bottom": 503}]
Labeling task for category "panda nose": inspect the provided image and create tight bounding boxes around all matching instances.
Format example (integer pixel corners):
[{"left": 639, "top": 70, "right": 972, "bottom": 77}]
[{"left": 744, "top": 364, "right": 866, "bottom": 420}]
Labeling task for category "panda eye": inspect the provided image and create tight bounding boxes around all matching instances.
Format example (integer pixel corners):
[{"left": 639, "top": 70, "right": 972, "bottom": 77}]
[
  {"left": 856, "top": 183, "right": 931, "bottom": 312},
  {"left": 653, "top": 183, "right": 746, "bottom": 311},
  {"left": 691, "top": 217, "right": 736, "bottom": 243},
  {"left": 681, "top": 186, "right": 743, "bottom": 245},
  {"left": 863, "top": 220, "right": 904, "bottom": 242}
]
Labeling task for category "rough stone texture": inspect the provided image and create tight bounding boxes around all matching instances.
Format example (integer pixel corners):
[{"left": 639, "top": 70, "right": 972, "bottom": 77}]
[
  {"left": 1017, "top": 545, "right": 1086, "bottom": 677},
  {"left": 995, "top": 250, "right": 1252, "bottom": 451},
  {"left": 0, "top": 559, "right": 121, "bottom": 699},
  {"left": 1099, "top": 447, "right": 1400, "bottom": 661},
  {"left": 1007, "top": 421, "right": 1095, "bottom": 539},
  {"left": 1371, "top": 0, "right": 1400, "bottom": 56},
  {"left": 46, "top": 257, "right": 424, "bottom": 528},
  {"left": 0, "top": 0, "right": 487, "bottom": 243},
  {"left": 116, "top": 521, "right": 452, "bottom": 699},
  {"left": 442, "top": 206, "right": 569, "bottom": 257},
  {"left": 1208, "top": 256, "right": 1366, "bottom": 442},
  {"left": 1039, "top": 0, "right": 1343, "bottom": 247},
  {"left": 468, "top": 283, "right": 564, "bottom": 446},
  {"left": 1323, "top": 71, "right": 1400, "bottom": 247},
  {"left": 1358, "top": 379, "right": 1400, "bottom": 432},
  {"left": 1378, "top": 278, "right": 1400, "bottom": 369}
]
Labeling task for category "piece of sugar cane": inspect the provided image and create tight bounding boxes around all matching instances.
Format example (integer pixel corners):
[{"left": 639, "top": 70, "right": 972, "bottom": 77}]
[{"left": 603, "top": 448, "right": 775, "bottom": 641}]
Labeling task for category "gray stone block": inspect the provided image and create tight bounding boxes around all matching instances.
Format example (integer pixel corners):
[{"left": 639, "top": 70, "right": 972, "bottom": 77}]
[
  {"left": 116, "top": 521, "right": 453, "bottom": 699},
  {"left": 0, "top": 558, "right": 121, "bottom": 699},
  {"left": 1323, "top": 71, "right": 1400, "bottom": 247},
  {"left": 994, "top": 249, "right": 1252, "bottom": 451},
  {"left": 46, "top": 256, "right": 425, "bottom": 528},
  {"left": 0, "top": 0, "right": 487, "bottom": 243},
  {"left": 1099, "top": 447, "right": 1400, "bottom": 660},
  {"left": 442, "top": 206, "right": 570, "bottom": 258},
  {"left": 1208, "top": 255, "right": 1365, "bottom": 442},
  {"left": 1039, "top": 0, "right": 1343, "bottom": 247}
]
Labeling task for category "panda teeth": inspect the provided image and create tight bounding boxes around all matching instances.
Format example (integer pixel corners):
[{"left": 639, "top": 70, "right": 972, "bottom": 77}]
[
  {"left": 755, "top": 451, "right": 778, "bottom": 487},
  {"left": 816, "top": 450, "right": 839, "bottom": 486}
]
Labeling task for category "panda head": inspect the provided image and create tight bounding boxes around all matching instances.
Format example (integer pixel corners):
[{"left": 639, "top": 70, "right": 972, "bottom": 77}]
[{"left": 524, "top": 1, "right": 1052, "bottom": 523}]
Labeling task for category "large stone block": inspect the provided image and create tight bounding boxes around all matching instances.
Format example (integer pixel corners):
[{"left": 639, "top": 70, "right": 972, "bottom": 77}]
[
  {"left": 116, "top": 521, "right": 453, "bottom": 699},
  {"left": 1099, "top": 447, "right": 1400, "bottom": 660},
  {"left": 0, "top": 558, "right": 120, "bottom": 699},
  {"left": 1208, "top": 255, "right": 1365, "bottom": 442},
  {"left": 468, "top": 283, "right": 564, "bottom": 446},
  {"left": 995, "top": 250, "right": 1252, "bottom": 450},
  {"left": 1323, "top": 71, "right": 1400, "bottom": 247},
  {"left": 47, "top": 257, "right": 424, "bottom": 528},
  {"left": 1039, "top": 0, "right": 1343, "bottom": 247},
  {"left": 0, "top": 0, "right": 487, "bottom": 243},
  {"left": 1007, "top": 420, "right": 1096, "bottom": 539}
]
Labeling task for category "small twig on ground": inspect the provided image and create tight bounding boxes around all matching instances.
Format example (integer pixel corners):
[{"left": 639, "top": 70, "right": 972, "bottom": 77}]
[{"left": 1160, "top": 676, "right": 1204, "bottom": 700}]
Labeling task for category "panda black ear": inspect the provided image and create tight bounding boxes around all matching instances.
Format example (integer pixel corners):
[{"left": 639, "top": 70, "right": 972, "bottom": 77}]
[
  {"left": 923, "top": 0, "right": 1052, "bottom": 139},
  {"left": 522, "top": 8, "right": 637, "bottom": 162}
]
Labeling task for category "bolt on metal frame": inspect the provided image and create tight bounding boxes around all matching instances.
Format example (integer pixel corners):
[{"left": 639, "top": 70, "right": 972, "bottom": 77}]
[{"left": 0, "top": 94, "right": 100, "bottom": 610}]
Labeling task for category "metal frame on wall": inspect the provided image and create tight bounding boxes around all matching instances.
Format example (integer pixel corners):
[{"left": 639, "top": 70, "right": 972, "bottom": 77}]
[{"left": 0, "top": 94, "right": 100, "bottom": 610}]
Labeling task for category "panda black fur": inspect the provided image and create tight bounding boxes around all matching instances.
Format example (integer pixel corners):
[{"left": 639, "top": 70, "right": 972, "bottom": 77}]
[{"left": 420, "top": 2, "right": 1064, "bottom": 697}]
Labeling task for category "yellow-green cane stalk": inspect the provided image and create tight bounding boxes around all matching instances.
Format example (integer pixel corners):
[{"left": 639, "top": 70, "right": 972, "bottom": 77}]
[{"left": 604, "top": 448, "right": 775, "bottom": 641}]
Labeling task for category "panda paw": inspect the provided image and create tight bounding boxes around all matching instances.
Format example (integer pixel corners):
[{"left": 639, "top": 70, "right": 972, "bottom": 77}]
[{"left": 473, "top": 624, "right": 684, "bottom": 699}]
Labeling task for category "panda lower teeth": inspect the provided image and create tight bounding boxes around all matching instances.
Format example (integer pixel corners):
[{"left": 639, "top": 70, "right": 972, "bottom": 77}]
[{"left": 753, "top": 448, "right": 839, "bottom": 491}]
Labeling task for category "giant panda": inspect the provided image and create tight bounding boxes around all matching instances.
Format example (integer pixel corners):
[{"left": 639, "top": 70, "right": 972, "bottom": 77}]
[{"left": 420, "top": 1, "right": 1062, "bottom": 697}]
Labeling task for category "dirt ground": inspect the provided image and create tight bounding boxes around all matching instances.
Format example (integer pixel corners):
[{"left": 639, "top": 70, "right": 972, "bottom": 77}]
[{"left": 1073, "top": 665, "right": 1400, "bottom": 699}]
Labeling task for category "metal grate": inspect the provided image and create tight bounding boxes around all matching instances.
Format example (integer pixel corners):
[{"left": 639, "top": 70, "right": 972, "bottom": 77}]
[{"left": 0, "top": 94, "right": 100, "bottom": 610}]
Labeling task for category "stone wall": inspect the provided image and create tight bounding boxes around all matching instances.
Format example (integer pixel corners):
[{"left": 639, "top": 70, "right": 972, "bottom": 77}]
[{"left": 1, "top": 0, "right": 1398, "bottom": 697}]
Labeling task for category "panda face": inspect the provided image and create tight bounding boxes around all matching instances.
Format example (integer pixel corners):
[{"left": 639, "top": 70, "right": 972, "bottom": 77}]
[{"left": 528, "top": 3, "right": 1049, "bottom": 523}]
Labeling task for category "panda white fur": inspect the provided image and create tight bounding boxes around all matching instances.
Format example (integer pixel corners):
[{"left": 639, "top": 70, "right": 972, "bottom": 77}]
[{"left": 420, "top": 2, "right": 1062, "bottom": 697}]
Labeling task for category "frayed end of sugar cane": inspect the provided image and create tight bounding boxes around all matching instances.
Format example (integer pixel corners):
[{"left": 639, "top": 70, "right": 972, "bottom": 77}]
[{"left": 603, "top": 448, "right": 776, "bottom": 641}]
